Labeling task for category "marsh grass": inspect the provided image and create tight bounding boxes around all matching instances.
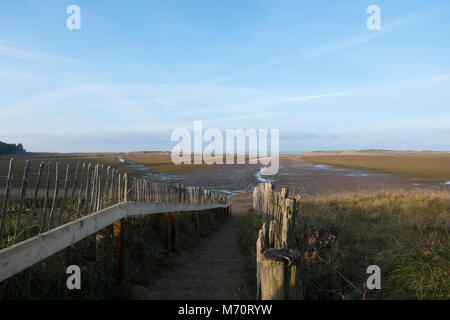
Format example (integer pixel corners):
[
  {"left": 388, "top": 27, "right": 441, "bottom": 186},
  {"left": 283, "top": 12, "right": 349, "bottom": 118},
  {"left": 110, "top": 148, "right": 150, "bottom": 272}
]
[
  {"left": 122, "top": 152, "right": 211, "bottom": 173},
  {"left": 303, "top": 152, "right": 450, "bottom": 182}
]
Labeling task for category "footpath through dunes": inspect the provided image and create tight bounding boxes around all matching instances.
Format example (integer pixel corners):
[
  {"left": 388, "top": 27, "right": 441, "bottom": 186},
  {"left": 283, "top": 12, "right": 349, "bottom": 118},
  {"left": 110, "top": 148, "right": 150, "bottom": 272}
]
[{"left": 133, "top": 192, "right": 252, "bottom": 300}]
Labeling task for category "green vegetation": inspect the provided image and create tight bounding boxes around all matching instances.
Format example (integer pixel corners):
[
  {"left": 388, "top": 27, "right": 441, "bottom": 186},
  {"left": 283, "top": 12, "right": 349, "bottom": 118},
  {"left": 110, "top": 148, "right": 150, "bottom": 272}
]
[
  {"left": 0, "top": 141, "right": 25, "bottom": 155},
  {"left": 296, "top": 193, "right": 449, "bottom": 300},
  {"left": 238, "top": 209, "right": 262, "bottom": 299},
  {"left": 303, "top": 152, "right": 450, "bottom": 182}
]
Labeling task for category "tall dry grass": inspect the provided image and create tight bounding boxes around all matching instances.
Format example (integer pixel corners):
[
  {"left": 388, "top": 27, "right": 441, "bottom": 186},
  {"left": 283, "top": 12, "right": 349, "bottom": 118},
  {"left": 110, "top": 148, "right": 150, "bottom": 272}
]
[{"left": 296, "top": 192, "right": 449, "bottom": 299}]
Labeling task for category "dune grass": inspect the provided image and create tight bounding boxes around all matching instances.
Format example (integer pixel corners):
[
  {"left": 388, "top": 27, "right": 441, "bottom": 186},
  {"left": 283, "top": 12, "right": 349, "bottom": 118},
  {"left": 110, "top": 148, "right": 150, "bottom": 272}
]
[
  {"left": 296, "top": 192, "right": 449, "bottom": 300},
  {"left": 302, "top": 152, "right": 450, "bottom": 182},
  {"left": 238, "top": 208, "right": 262, "bottom": 299}
]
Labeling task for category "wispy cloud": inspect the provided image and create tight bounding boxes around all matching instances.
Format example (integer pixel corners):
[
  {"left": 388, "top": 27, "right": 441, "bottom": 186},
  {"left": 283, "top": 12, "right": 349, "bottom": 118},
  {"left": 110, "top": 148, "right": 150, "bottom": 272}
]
[
  {"left": 285, "top": 91, "right": 353, "bottom": 102},
  {"left": 0, "top": 41, "right": 30, "bottom": 59},
  {"left": 303, "top": 34, "right": 378, "bottom": 59},
  {"left": 269, "top": 9, "right": 448, "bottom": 64},
  {"left": 0, "top": 40, "right": 73, "bottom": 62},
  {"left": 0, "top": 68, "right": 45, "bottom": 80},
  {"left": 303, "top": 12, "right": 434, "bottom": 59},
  {"left": 434, "top": 74, "right": 450, "bottom": 81},
  {"left": 0, "top": 84, "right": 156, "bottom": 126},
  {"left": 383, "top": 10, "right": 440, "bottom": 31}
]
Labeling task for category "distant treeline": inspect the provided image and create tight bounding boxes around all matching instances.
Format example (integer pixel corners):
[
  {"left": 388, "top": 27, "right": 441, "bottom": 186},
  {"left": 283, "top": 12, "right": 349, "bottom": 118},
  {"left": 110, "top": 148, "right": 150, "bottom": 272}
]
[{"left": 0, "top": 141, "right": 26, "bottom": 155}]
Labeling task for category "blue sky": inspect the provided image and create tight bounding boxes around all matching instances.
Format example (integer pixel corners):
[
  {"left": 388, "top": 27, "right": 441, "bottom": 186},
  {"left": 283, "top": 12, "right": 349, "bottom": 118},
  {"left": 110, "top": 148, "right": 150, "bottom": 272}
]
[{"left": 0, "top": 0, "right": 449, "bottom": 152}]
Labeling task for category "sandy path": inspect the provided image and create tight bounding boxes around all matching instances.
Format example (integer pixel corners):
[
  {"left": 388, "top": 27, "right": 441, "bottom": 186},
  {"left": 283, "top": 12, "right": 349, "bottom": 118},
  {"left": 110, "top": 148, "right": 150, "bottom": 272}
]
[{"left": 133, "top": 192, "right": 252, "bottom": 300}]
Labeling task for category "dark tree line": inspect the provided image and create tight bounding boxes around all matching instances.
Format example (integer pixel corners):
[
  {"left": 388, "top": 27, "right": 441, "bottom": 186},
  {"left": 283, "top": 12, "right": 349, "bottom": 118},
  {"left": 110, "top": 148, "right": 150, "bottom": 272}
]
[{"left": 0, "top": 141, "right": 26, "bottom": 155}]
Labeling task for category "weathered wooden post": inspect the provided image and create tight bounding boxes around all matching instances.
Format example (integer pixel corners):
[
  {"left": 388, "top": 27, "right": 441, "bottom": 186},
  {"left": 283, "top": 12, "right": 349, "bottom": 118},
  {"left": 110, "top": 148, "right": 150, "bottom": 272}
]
[
  {"left": 82, "top": 164, "right": 92, "bottom": 216},
  {"left": 14, "top": 160, "right": 31, "bottom": 243},
  {"left": 170, "top": 212, "right": 176, "bottom": 252},
  {"left": 48, "top": 162, "right": 60, "bottom": 229},
  {"left": 0, "top": 158, "right": 14, "bottom": 246},
  {"left": 254, "top": 182, "right": 303, "bottom": 300},
  {"left": 256, "top": 228, "right": 264, "bottom": 300},
  {"left": 57, "top": 164, "right": 70, "bottom": 225},
  {"left": 123, "top": 173, "right": 128, "bottom": 202},
  {"left": 96, "top": 233, "right": 104, "bottom": 263},
  {"left": 71, "top": 162, "right": 80, "bottom": 201},
  {"left": 75, "top": 163, "right": 86, "bottom": 218},
  {"left": 39, "top": 162, "right": 52, "bottom": 233},
  {"left": 27, "top": 161, "right": 44, "bottom": 235},
  {"left": 260, "top": 248, "right": 302, "bottom": 300},
  {"left": 113, "top": 218, "right": 125, "bottom": 282}
]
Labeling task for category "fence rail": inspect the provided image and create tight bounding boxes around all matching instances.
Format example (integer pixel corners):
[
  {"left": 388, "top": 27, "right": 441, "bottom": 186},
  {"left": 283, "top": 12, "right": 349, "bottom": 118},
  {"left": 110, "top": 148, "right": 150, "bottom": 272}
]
[{"left": 0, "top": 158, "right": 230, "bottom": 283}]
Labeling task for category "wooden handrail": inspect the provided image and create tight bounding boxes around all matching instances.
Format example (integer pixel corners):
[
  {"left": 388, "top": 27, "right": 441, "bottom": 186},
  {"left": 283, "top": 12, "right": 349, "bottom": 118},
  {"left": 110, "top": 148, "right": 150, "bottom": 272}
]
[{"left": 0, "top": 201, "right": 230, "bottom": 282}]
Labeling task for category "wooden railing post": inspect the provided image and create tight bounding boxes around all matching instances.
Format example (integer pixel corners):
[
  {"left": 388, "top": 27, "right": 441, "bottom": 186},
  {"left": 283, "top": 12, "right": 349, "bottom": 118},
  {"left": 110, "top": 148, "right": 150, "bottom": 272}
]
[
  {"left": 170, "top": 212, "right": 176, "bottom": 252},
  {"left": 0, "top": 158, "right": 14, "bottom": 246},
  {"left": 260, "top": 248, "right": 302, "bottom": 300},
  {"left": 163, "top": 212, "right": 170, "bottom": 253},
  {"left": 113, "top": 218, "right": 125, "bottom": 282},
  {"left": 195, "top": 211, "right": 200, "bottom": 235}
]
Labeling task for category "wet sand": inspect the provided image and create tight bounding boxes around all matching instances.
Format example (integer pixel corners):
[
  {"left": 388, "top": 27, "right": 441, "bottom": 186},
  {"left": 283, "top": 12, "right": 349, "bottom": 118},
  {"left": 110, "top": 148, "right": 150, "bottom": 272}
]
[{"left": 125, "top": 154, "right": 448, "bottom": 199}]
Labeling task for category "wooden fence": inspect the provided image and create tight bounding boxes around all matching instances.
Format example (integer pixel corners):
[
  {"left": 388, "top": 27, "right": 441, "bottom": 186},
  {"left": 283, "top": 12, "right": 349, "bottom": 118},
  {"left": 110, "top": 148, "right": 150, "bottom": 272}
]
[
  {"left": 0, "top": 158, "right": 230, "bottom": 282},
  {"left": 253, "top": 182, "right": 303, "bottom": 300}
]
